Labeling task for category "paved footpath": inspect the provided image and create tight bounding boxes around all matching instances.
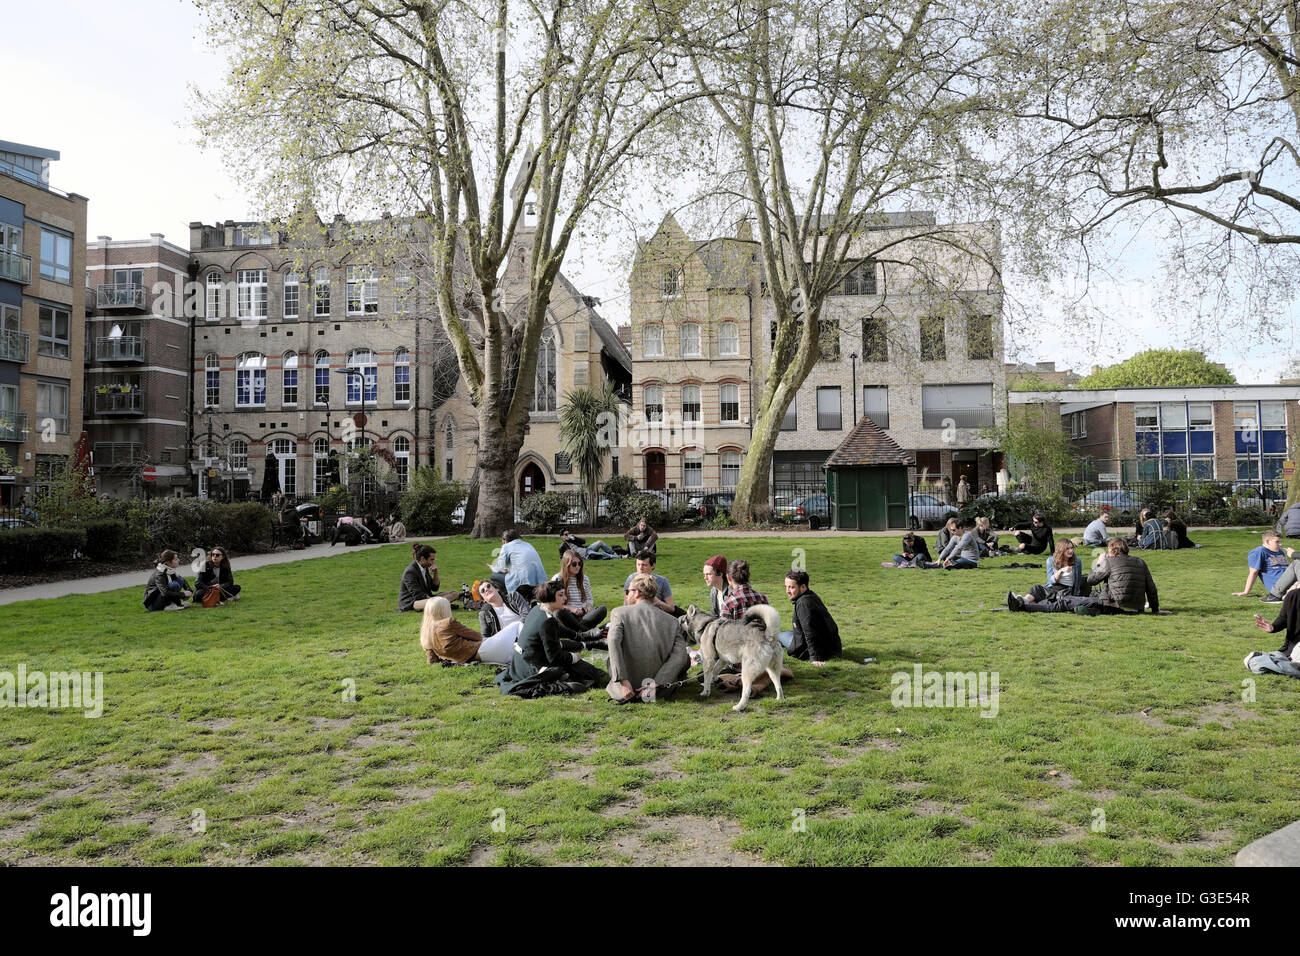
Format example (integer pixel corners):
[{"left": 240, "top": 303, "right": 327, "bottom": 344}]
[{"left": 1, "top": 524, "right": 1240, "bottom": 607}]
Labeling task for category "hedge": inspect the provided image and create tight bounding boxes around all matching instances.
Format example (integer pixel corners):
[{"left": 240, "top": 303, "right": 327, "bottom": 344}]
[
  {"left": 0, "top": 527, "right": 87, "bottom": 572},
  {"left": 78, "top": 519, "right": 127, "bottom": 561}
]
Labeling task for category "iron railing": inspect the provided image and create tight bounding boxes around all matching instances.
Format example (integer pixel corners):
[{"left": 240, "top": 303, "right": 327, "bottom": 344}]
[
  {"left": 0, "top": 411, "right": 27, "bottom": 442},
  {"left": 93, "top": 442, "right": 145, "bottom": 468},
  {"left": 94, "top": 336, "right": 145, "bottom": 362},
  {"left": 95, "top": 284, "right": 147, "bottom": 310},
  {"left": 92, "top": 389, "right": 143, "bottom": 414}
]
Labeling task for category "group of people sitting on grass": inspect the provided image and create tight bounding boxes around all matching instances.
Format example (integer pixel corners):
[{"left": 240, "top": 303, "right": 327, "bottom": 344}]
[
  {"left": 142, "top": 548, "right": 242, "bottom": 611},
  {"left": 1006, "top": 536, "right": 1163, "bottom": 615},
  {"left": 883, "top": 513, "right": 1056, "bottom": 570},
  {"left": 399, "top": 526, "right": 842, "bottom": 703}
]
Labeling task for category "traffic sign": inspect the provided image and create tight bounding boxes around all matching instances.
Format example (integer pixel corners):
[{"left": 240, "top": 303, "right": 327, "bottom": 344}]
[{"left": 142, "top": 465, "right": 157, "bottom": 482}]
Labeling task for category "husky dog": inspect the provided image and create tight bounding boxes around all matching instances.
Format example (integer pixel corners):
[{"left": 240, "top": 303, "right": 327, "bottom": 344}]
[{"left": 682, "top": 603, "right": 784, "bottom": 711}]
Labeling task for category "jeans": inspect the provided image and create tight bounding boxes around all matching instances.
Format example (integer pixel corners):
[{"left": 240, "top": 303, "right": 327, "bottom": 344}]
[
  {"left": 1268, "top": 560, "right": 1300, "bottom": 598},
  {"left": 556, "top": 606, "right": 607, "bottom": 632},
  {"left": 777, "top": 630, "right": 794, "bottom": 649},
  {"left": 945, "top": 558, "right": 978, "bottom": 570},
  {"left": 1023, "top": 595, "right": 1123, "bottom": 614},
  {"left": 583, "top": 541, "right": 619, "bottom": 560}
]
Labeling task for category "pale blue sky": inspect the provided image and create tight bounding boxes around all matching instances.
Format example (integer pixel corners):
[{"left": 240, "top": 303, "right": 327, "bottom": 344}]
[{"left": 4, "top": 0, "right": 1295, "bottom": 382}]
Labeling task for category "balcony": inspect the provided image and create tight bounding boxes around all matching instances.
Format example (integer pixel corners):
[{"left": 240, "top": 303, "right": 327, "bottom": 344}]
[
  {"left": 95, "top": 336, "right": 145, "bottom": 363},
  {"left": 92, "top": 387, "right": 143, "bottom": 416},
  {"left": 0, "top": 250, "right": 31, "bottom": 285},
  {"left": 93, "top": 442, "right": 145, "bottom": 469},
  {"left": 0, "top": 328, "right": 28, "bottom": 364},
  {"left": 922, "top": 406, "right": 996, "bottom": 429},
  {"left": 95, "top": 284, "right": 148, "bottom": 311},
  {"left": 0, "top": 411, "right": 27, "bottom": 442}
]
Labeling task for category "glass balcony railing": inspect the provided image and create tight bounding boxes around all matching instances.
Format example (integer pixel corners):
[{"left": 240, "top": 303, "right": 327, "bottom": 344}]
[
  {"left": 0, "top": 249, "right": 32, "bottom": 284},
  {"left": 0, "top": 328, "right": 28, "bottom": 363},
  {"left": 93, "top": 442, "right": 144, "bottom": 466},
  {"left": 0, "top": 411, "right": 27, "bottom": 442},
  {"left": 95, "top": 284, "right": 147, "bottom": 310},
  {"left": 92, "top": 389, "right": 143, "bottom": 415},
  {"left": 94, "top": 336, "right": 145, "bottom": 363}
]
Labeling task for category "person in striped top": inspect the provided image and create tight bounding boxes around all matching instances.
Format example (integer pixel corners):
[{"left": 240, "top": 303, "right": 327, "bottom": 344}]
[{"left": 551, "top": 550, "right": 607, "bottom": 635}]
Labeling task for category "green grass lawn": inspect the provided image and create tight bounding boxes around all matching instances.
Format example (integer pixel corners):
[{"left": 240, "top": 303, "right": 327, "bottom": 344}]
[{"left": 1, "top": 529, "right": 1297, "bottom": 866}]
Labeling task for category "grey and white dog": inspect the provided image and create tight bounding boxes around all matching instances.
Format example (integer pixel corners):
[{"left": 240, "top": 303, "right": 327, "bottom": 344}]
[{"left": 682, "top": 603, "right": 784, "bottom": 711}]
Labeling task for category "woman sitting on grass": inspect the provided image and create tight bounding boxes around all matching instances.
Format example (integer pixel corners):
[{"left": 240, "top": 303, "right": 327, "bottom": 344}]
[
  {"left": 885, "top": 532, "right": 933, "bottom": 568},
  {"left": 1024, "top": 539, "right": 1089, "bottom": 602},
  {"left": 974, "top": 516, "right": 1001, "bottom": 556},
  {"left": 143, "top": 550, "right": 193, "bottom": 612},
  {"left": 194, "top": 547, "right": 241, "bottom": 605},
  {"left": 419, "top": 596, "right": 516, "bottom": 665},
  {"left": 551, "top": 550, "right": 607, "bottom": 633}
]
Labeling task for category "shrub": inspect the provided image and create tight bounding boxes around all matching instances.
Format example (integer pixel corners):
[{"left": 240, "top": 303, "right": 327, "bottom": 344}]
[
  {"left": 0, "top": 527, "right": 87, "bottom": 572},
  {"left": 958, "top": 493, "right": 1069, "bottom": 529},
  {"left": 601, "top": 475, "right": 640, "bottom": 526},
  {"left": 614, "top": 492, "right": 662, "bottom": 528},
  {"left": 315, "top": 484, "right": 352, "bottom": 513},
  {"left": 708, "top": 511, "right": 737, "bottom": 530},
  {"left": 518, "top": 492, "right": 572, "bottom": 533},
  {"left": 400, "top": 467, "right": 466, "bottom": 535},
  {"left": 143, "top": 498, "right": 274, "bottom": 558},
  {"left": 214, "top": 503, "right": 274, "bottom": 553},
  {"left": 1225, "top": 506, "right": 1270, "bottom": 527},
  {"left": 78, "top": 519, "right": 127, "bottom": 561},
  {"left": 664, "top": 501, "right": 693, "bottom": 526}
]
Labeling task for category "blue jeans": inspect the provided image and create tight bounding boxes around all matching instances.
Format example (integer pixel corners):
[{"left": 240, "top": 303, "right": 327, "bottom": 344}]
[
  {"left": 777, "top": 630, "right": 794, "bottom": 648},
  {"left": 945, "top": 558, "right": 978, "bottom": 569}
]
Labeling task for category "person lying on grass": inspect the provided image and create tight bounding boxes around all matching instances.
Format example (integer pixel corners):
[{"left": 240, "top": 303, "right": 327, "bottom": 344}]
[
  {"left": 606, "top": 574, "right": 690, "bottom": 704},
  {"left": 419, "top": 596, "right": 515, "bottom": 666},
  {"left": 1253, "top": 588, "right": 1300, "bottom": 660},
  {"left": 1007, "top": 538, "right": 1164, "bottom": 615}
]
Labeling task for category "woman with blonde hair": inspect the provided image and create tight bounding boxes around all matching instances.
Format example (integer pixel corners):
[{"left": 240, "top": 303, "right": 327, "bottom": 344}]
[
  {"left": 974, "top": 516, "right": 1000, "bottom": 556},
  {"left": 551, "top": 550, "right": 607, "bottom": 634},
  {"left": 935, "top": 516, "right": 960, "bottom": 555},
  {"left": 419, "top": 596, "right": 517, "bottom": 665}
]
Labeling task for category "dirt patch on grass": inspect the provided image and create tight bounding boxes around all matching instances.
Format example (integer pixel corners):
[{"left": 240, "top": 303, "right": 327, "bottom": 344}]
[
  {"left": 163, "top": 753, "right": 223, "bottom": 780},
  {"left": 1193, "top": 702, "right": 1260, "bottom": 728},
  {"left": 607, "top": 815, "right": 775, "bottom": 866},
  {"left": 192, "top": 717, "right": 235, "bottom": 730},
  {"left": 309, "top": 716, "right": 355, "bottom": 731}
]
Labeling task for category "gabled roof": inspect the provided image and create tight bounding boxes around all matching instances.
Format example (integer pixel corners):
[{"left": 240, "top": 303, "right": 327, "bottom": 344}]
[
  {"left": 824, "top": 417, "right": 914, "bottom": 468},
  {"left": 553, "top": 270, "right": 631, "bottom": 375},
  {"left": 696, "top": 239, "right": 754, "bottom": 289}
]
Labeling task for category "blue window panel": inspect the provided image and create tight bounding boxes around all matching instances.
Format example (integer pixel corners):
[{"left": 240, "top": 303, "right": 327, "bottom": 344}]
[
  {"left": 1262, "top": 431, "right": 1286, "bottom": 454},
  {"left": 1236, "top": 432, "right": 1258, "bottom": 454},
  {"left": 1264, "top": 458, "right": 1284, "bottom": 480},
  {"left": 1136, "top": 432, "right": 1159, "bottom": 455},
  {"left": 1162, "top": 431, "right": 1187, "bottom": 455},
  {"left": 1189, "top": 431, "right": 1214, "bottom": 454}
]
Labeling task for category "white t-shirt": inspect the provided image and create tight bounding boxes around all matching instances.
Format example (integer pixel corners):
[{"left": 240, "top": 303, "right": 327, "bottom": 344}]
[{"left": 492, "top": 602, "right": 523, "bottom": 629}]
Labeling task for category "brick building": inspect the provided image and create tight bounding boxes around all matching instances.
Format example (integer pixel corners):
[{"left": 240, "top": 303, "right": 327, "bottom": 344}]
[
  {"left": 84, "top": 234, "right": 193, "bottom": 496},
  {"left": 0, "top": 141, "right": 87, "bottom": 506},
  {"left": 1010, "top": 385, "right": 1300, "bottom": 488}
]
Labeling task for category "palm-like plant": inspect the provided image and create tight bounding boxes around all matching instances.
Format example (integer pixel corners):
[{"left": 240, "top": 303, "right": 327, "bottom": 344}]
[{"left": 559, "top": 383, "right": 622, "bottom": 524}]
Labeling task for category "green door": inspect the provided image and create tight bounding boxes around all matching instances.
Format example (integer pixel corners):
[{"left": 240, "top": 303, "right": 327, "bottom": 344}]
[
  {"left": 833, "top": 469, "right": 859, "bottom": 530},
  {"left": 886, "top": 467, "right": 909, "bottom": 529}
]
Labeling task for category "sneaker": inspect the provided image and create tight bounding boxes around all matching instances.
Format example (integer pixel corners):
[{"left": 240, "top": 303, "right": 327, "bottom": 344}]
[
  {"left": 881, "top": 561, "right": 897, "bottom": 568},
  {"left": 164, "top": 602, "right": 188, "bottom": 611},
  {"left": 1006, "top": 590, "right": 1024, "bottom": 612},
  {"left": 1261, "top": 594, "right": 1284, "bottom": 604},
  {"left": 1074, "top": 603, "right": 1102, "bottom": 617}
]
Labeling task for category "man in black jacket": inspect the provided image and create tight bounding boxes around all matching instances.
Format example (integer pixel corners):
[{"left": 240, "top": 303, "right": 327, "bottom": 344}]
[
  {"left": 397, "top": 545, "right": 438, "bottom": 612},
  {"left": 781, "top": 569, "right": 841, "bottom": 665}
]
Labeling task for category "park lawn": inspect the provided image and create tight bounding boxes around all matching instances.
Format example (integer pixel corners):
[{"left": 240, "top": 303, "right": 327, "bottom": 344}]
[{"left": 0, "top": 529, "right": 1297, "bottom": 867}]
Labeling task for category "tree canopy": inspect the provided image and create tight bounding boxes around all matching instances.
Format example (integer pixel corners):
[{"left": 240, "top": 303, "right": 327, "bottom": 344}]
[{"left": 1075, "top": 350, "right": 1237, "bottom": 388}]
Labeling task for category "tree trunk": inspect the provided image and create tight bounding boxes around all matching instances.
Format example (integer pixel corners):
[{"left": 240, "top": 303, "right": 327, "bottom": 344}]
[
  {"left": 732, "top": 401, "right": 783, "bottom": 525},
  {"left": 470, "top": 406, "right": 529, "bottom": 539}
]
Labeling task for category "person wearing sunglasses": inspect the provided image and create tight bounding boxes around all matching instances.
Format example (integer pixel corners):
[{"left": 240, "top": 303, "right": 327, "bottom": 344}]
[{"left": 194, "top": 548, "right": 241, "bottom": 605}]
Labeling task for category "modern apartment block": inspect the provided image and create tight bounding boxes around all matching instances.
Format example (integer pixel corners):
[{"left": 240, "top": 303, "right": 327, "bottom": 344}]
[
  {"left": 187, "top": 199, "right": 629, "bottom": 505},
  {"left": 84, "top": 234, "right": 193, "bottom": 496},
  {"left": 1010, "top": 385, "right": 1300, "bottom": 488},
  {"left": 0, "top": 141, "right": 87, "bottom": 506}
]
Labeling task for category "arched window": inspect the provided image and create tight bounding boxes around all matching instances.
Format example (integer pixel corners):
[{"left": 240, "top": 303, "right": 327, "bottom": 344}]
[
  {"left": 313, "top": 437, "right": 330, "bottom": 494},
  {"left": 720, "top": 383, "right": 740, "bottom": 423},
  {"left": 681, "top": 385, "right": 701, "bottom": 423},
  {"left": 721, "top": 450, "right": 741, "bottom": 488},
  {"left": 228, "top": 438, "right": 248, "bottom": 470},
  {"left": 271, "top": 438, "right": 297, "bottom": 496},
  {"left": 444, "top": 420, "right": 455, "bottom": 480},
  {"left": 204, "top": 272, "right": 224, "bottom": 321},
  {"left": 235, "top": 352, "right": 266, "bottom": 407},
  {"left": 718, "top": 321, "right": 739, "bottom": 357},
  {"left": 346, "top": 265, "right": 378, "bottom": 314},
  {"left": 345, "top": 348, "right": 377, "bottom": 404},
  {"left": 204, "top": 352, "right": 220, "bottom": 408},
  {"left": 680, "top": 323, "right": 701, "bottom": 357},
  {"left": 531, "top": 328, "right": 556, "bottom": 412},
  {"left": 282, "top": 351, "right": 298, "bottom": 406},
  {"left": 313, "top": 266, "right": 331, "bottom": 316},
  {"left": 314, "top": 350, "right": 330, "bottom": 405},
  {"left": 237, "top": 270, "right": 268, "bottom": 320},
  {"left": 644, "top": 386, "right": 663, "bottom": 423},
  {"left": 393, "top": 347, "right": 410, "bottom": 403},
  {"left": 642, "top": 325, "right": 663, "bottom": 358},
  {"left": 393, "top": 436, "right": 411, "bottom": 486}
]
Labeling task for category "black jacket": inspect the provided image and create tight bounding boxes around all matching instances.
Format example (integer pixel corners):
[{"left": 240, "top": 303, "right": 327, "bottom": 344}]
[
  {"left": 898, "top": 536, "right": 932, "bottom": 562},
  {"left": 398, "top": 560, "right": 436, "bottom": 612},
  {"left": 1087, "top": 554, "right": 1158, "bottom": 613},
  {"left": 1019, "top": 524, "right": 1055, "bottom": 555},
  {"left": 788, "top": 588, "right": 841, "bottom": 662},
  {"left": 495, "top": 606, "right": 599, "bottom": 697},
  {"left": 479, "top": 592, "right": 532, "bottom": 637},
  {"left": 195, "top": 561, "right": 235, "bottom": 595}
]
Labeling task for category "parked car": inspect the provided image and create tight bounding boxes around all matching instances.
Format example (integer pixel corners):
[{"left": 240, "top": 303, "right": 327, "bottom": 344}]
[
  {"left": 0, "top": 517, "right": 35, "bottom": 530},
  {"left": 1224, "top": 484, "right": 1266, "bottom": 510},
  {"left": 793, "top": 493, "right": 831, "bottom": 529},
  {"left": 688, "top": 492, "right": 734, "bottom": 522},
  {"left": 773, "top": 494, "right": 800, "bottom": 519},
  {"left": 451, "top": 499, "right": 467, "bottom": 525},
  {"left": 909, "top": 493, "right": 958, "bottom": 530},
  {"left": 1073, "top": 490, "right": 1140, "bottom": 522}
]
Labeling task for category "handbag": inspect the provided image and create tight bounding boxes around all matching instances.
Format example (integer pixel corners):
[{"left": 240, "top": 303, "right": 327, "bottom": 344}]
[{"left": 202, "top": 588, "right": 223, "bottom": 608}]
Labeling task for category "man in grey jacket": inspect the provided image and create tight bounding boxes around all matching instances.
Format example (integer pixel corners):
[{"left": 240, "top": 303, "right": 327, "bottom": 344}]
[
  {"left": 937, "top": 520, "right": 981, "bottom": 569},
  {"left": 606, "top": 574, "right": 690, "bottom": 703}
]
